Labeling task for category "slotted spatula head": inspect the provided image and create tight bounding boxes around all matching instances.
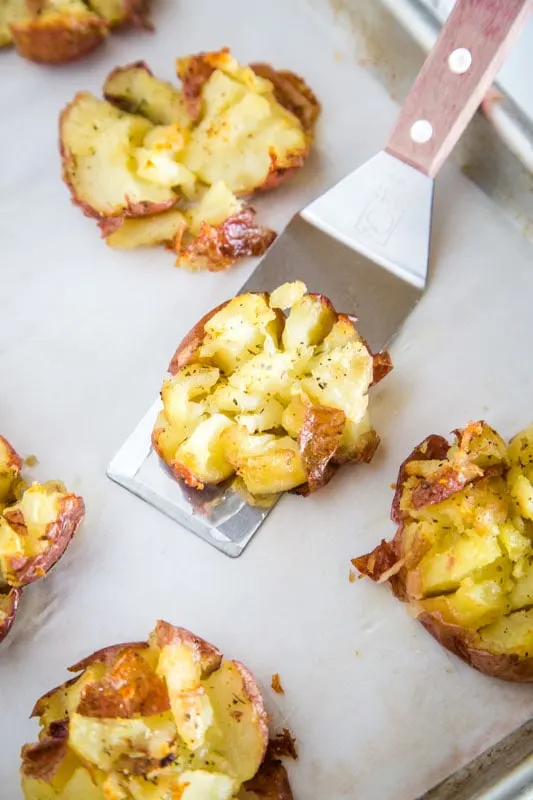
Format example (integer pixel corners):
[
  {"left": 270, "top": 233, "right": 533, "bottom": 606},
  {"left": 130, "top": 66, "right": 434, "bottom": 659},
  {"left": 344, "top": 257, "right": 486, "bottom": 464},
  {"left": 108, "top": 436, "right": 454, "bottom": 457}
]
[{"left": 108, "top": 0, "right": 533, "bottom": 556}]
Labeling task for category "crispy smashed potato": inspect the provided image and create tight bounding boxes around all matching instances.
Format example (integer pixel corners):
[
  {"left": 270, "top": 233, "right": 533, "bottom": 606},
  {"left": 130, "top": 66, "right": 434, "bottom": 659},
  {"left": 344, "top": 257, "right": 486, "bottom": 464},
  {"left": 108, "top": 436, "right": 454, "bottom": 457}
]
[
  {"left": 21, "top": 621, "right": 293, "bottom": 800},
  {"left": 354, "top": 421, "right": 533, "bottom": 681},
  {"left": 0, "top": 435, "right": 84, "bottom": 643},
  {"left": 2, "top": 0, "right": 153, "bottom": 63},
  {"left": 152, "top": 282, "right": 391, "bottom": 497},
  {"left": 60, "top": 48, "right": 320, "bottom": 270}
]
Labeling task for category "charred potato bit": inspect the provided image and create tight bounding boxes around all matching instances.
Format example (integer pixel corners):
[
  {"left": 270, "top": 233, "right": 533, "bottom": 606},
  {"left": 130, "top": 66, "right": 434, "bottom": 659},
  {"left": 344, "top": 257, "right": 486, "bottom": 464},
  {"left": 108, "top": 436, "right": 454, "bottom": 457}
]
[
  {"left": 60, "top": 49, "right": 319, "bottom": 270},
  {"left": 21, "top": 621, "right": 293, "bottom": 799},
  {"left": 152, "top": 282, "right": 391, "bottom": 497},
  {"left": 354, "top": 421, "right": 533, "bottom": 681},
  {"left": 0, "top": 435, "right": 84, "bottom": 643},
  {"left": 2, "top": 0, "right": 153, "bottom": 63},
  {"left": 9, "top": 0, "right": 108, "bottom": 64}
]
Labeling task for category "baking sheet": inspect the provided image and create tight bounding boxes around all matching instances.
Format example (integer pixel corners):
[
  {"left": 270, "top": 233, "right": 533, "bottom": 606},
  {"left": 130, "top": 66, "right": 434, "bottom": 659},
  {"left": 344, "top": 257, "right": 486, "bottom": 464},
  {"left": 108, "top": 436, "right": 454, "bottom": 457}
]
[{"left": 1, "top": 1, "right": 533, "bottom": 798}]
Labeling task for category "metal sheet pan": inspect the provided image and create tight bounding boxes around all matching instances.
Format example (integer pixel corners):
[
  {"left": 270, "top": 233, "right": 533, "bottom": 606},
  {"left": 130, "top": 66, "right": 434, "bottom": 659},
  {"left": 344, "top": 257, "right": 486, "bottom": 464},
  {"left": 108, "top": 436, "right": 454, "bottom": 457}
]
[{"left": 1, "top": 1, "right": 532, "bottom": 797}]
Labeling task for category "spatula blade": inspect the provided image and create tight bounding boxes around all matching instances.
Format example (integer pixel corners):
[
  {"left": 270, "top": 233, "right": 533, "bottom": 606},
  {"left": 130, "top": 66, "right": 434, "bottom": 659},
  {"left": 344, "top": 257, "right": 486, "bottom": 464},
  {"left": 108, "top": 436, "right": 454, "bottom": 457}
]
[{"left": 243, "top": 151, "right": 431, "bottom": 351}]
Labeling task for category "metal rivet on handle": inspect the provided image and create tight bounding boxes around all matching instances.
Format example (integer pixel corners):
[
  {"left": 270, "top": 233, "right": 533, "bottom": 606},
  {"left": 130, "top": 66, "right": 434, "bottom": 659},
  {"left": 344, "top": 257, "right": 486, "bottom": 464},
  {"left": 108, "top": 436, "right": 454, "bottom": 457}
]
[
  {"left": 410, "top": 119, "right": 433, "bottom": 144},
  {"left": 448, "top": 47, "right": 472, "bottom": 74}
]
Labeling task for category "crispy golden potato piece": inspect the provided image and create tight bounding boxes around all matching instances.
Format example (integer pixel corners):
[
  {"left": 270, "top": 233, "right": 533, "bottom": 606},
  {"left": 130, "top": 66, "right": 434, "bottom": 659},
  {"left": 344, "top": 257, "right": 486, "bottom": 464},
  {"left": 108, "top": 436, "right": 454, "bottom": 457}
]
[
  {"left": 60, "top": 92, "right": 178, "bottom": 221},
  {"left": 10, "top": 0, "right": 107, "bottom": 64},
  {"left": 354, "top": 421, "right": 533, "bottom": 682},
  {"left": 152, "top": 282, "right": 391, "bottom": 496},
  {"left": 86, "top": 0, "right": 152, "bottom": 28},
  {"left": 21, "top": 621, "right": 285, "bottom": 799},
  {"left": 0, "top": 435, "right": 84, "bottom": 643}
]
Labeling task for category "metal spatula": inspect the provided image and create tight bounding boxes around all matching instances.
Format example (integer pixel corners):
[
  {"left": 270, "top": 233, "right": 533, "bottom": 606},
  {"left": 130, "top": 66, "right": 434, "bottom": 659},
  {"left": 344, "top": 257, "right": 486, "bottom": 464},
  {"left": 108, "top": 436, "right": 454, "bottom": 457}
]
[{"left": 108, "top": 0, "right": 532, "bottom": 556}]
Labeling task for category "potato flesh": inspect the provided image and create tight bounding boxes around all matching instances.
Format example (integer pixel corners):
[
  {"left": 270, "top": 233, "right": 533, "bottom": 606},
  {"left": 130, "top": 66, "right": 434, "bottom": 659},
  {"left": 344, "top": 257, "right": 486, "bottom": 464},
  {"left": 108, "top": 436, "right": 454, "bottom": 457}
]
[
  {"left": 22, "top": 627, "right": 268, "bottom": 799},
  {"left": 104, "top": 67, "right": 192, "bottom": 127},
  {"left": 62, "top": 93, "right": 176, "bottom": 217},
  {"left": 184, "top": 181, "right": 243, "bottom": 234},
  {"left": 156, "top": 643, "right": 214, "bottom": 751},
  {"left": 204, "top": 661, "right": 266, "bottom": 784},
  {"left": 154, "top": 285, "right": 377, "bottom": 494},
  {"left": 106, "top": 209, "right": 186, "bottom": 250},
  {"left": 127, "top": 770, "right": 236, "bottom": 800},
  {"left": 181, "top": 66, "right": 307, "bottom": 194},
  {"left": 69, "top": 712, "right": 177, "bottom": 771},
  {"left": 398, "top": 423, "right": 533, "bottom": 647}
]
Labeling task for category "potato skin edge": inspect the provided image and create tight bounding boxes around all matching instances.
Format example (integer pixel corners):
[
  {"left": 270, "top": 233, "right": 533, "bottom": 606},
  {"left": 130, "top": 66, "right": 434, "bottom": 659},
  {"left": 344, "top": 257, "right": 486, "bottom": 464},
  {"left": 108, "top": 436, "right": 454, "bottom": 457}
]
[{"left": 5, "top": 494, "right": 85, "bottom": 587}]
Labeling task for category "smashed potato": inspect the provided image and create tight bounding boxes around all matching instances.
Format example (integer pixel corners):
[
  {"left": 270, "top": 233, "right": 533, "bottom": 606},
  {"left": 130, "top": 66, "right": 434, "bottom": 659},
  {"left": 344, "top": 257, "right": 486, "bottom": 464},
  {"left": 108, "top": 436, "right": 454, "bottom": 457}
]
[
  {"left": 152, "top": 282, "right": 392, "bottom": 497},
  {"left": 21, "top": 621, "right": 293, "bottom": 800},
  {"left": 0, "top": 435, "right": 84, "bottom": 643},
  {"left": 2, "top": 0, "right": 153, "bottom": 63},
  {"left": 60, "top": 49, "right": 320, "bottom": 270},
  {"left": 354, "top": 421, "right": 533, "bottom": 681}
]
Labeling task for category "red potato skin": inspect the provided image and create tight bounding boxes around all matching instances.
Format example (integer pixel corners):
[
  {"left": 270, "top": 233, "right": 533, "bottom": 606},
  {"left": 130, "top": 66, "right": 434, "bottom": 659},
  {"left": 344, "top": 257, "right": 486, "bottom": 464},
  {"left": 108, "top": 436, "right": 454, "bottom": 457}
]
[
  {"left": 177, "top": 50, "right": 218, "bottom": 121},
  {"left": 0, "top": 587, "right": 21, "bottom": 643},
  {"left": 10, "top": 14, "right": 108, "bottom": 65},
  {"left": 68, "top": 641, "right": 148, "bottom": 673},
  {"left": 250, "top": 63, "right": 321, "bottom": 134},
  {"left": 251, "top": 62, "right": 321, "bottom": 195},
  {"left": 166, "top": 300, "right": 233, "bottom": 375},
  {"left": 3, "top": 494, "right": 85, "bottom": 587},
  {"left": 297, "top": 404, "right": 346, "bottom": 495},
  {"left": 231, "top": 659, "right": 269, "bottom": 761},
  {"left": 354, "top": 426, "right": 533, "bottom": 682},
  {"left": 419, "top": 612, "right": 533, "bottom": 683}
]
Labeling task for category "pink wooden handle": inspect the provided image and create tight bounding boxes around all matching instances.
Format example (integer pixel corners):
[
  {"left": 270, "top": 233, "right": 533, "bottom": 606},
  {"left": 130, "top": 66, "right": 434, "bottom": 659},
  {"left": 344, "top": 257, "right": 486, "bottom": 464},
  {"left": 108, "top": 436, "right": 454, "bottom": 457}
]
[{"left": 386, "top": 0, "right": 532, "bottom": 177}]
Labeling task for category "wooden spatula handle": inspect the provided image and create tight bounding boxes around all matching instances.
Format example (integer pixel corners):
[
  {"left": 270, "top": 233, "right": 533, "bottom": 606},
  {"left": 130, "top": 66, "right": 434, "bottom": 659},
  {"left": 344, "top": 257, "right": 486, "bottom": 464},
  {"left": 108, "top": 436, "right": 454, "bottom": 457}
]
[{"left": 386, "top": 0, "right": 532, "bottom": 177}]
